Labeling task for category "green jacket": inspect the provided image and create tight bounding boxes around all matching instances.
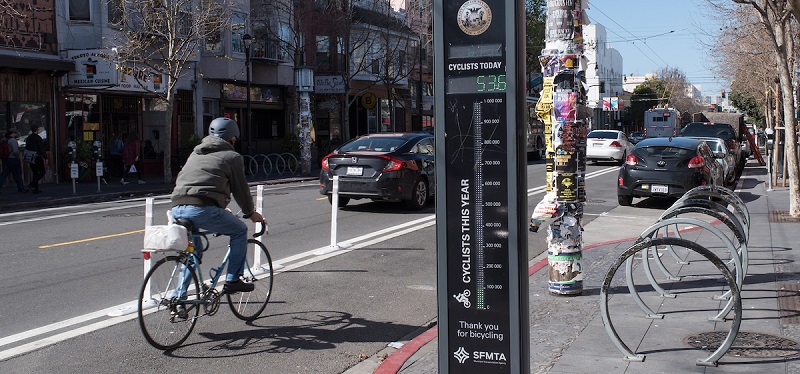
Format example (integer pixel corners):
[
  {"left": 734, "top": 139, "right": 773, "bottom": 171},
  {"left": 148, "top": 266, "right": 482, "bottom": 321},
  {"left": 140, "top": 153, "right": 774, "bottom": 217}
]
[{"left": 171, "top": 136, "right": 254, "bottom": 216}]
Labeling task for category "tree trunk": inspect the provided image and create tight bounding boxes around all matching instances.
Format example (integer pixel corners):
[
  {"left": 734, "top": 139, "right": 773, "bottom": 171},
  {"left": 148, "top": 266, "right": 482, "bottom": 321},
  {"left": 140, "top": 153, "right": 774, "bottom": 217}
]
[{"left": 778, "top": 64, "right": 800, "bottom": 216}]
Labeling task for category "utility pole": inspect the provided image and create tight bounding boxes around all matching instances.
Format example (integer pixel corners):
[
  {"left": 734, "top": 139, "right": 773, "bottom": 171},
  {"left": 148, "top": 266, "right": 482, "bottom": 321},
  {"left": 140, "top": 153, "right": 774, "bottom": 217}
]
[{"left": 531, "top": 0, "right": 588, "bottom": 296}]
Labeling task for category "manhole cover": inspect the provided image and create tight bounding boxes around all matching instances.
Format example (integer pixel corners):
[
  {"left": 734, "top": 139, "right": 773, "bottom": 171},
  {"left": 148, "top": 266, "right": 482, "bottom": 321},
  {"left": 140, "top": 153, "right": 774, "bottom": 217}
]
[
  {"left": 769, "top": 211, "right": 800, "bottom": 223},
  {"left": 104, "top": 212, "right": 145, "bottom": 218},
  {"left": 685, "top": 331, "right": 800, "bottom": 358}
]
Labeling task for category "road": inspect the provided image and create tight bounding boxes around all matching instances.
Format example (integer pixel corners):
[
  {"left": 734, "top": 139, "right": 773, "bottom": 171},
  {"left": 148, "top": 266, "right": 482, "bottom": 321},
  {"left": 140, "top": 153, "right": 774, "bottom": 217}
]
[{"left": 0, "top": 161, "right": 622, "bottom": 373}]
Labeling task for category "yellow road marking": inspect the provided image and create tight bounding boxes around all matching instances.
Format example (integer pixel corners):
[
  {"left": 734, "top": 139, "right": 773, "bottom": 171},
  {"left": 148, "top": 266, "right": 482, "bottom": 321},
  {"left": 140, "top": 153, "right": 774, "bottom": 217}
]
[
  {"left": 39, "top": 229, "right": 146, "bottom": 249},
  {"left": 316, "top": 197, "right": 327, "bottom": 200}
]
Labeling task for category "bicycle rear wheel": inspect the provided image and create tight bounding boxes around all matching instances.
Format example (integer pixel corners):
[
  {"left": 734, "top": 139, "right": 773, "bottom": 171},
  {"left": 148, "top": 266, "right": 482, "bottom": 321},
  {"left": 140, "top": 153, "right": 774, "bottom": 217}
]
[
  {"left": 138, "top": 255, "right": 200, "bottom": 350},
  {"left": 227, "top": 239, "right": 274, "bottom": 321}
]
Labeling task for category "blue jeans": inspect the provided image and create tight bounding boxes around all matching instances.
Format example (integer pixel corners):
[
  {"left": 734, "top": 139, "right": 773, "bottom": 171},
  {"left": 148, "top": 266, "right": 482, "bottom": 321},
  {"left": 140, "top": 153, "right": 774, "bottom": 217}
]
[
  {"left": 171, "top": 205, "right": 248, "bottom": 282},
  {"left": 0, "top": 158, "right": 25, "bottom": 191}
]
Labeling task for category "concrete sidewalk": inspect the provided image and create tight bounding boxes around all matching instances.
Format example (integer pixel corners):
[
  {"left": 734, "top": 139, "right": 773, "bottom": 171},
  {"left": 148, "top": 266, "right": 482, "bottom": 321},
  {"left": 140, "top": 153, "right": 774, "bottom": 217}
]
[{"left": 354, "top": 160, "right": 800, "bottom": 374}]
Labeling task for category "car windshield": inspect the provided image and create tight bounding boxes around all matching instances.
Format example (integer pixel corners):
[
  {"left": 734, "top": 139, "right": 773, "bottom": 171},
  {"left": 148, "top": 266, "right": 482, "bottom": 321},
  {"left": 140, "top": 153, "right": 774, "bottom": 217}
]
[
  {"left": 339, "top": 137, "right": 409, "bottom": 152},
  {"left": 588, "top": 131, "right": 618, "bottom": 139},
  {"left": 705, "top": 141, "right": 725, "bottom": 153},
  {"left": 639, "top": 146, "right": 693, "bottom": 158}
]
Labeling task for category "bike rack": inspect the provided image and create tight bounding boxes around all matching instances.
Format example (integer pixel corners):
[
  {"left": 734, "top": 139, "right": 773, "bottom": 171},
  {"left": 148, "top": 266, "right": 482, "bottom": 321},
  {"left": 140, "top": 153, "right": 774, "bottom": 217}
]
[
  {"left": 243, "top": 153, "right": 301, "bottom": 177},
  {"left": 601, "top": 185, "right": 749, "bottom": 366}
]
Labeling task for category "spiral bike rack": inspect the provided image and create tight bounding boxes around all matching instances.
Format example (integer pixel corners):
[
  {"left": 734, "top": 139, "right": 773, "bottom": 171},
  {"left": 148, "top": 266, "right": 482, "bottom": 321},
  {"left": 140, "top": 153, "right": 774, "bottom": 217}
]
[
  {"left": 600, "top": 237, "right": 741, "bottom": 367},
  {"left": 242, "top": 153, "right": 301, "bottom": 177},
  {"left": 601, "top": 185, "right": 749, "bottom": 367}
]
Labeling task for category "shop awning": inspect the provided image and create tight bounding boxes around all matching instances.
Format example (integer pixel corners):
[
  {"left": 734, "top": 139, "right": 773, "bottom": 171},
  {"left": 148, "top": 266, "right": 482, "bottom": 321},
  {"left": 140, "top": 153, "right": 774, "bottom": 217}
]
[{"left": 0, "top": 55, "right": 75, "bottom": 76}]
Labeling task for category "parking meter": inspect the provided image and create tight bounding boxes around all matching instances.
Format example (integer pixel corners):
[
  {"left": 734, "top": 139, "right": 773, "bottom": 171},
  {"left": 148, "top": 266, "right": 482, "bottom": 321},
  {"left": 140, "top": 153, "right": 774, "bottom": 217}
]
[
  {"left": 92, "top": 140, "right": 102, "bottom": 161},
  {"left": 67, "top": 140, "right": 77, "bottom": 163},
  {"left": 93, "top": 140, "right": 104, "bottom": 191}
]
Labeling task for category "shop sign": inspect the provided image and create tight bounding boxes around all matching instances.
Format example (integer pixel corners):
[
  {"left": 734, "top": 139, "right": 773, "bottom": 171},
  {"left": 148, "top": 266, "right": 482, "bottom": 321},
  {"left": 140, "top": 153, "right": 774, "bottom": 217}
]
[
  {"left": 314, "top": 75, "right": 345, "bottom": 94},
  {"left": 67, "top": 50, "right": 118, "bottom": 87}
]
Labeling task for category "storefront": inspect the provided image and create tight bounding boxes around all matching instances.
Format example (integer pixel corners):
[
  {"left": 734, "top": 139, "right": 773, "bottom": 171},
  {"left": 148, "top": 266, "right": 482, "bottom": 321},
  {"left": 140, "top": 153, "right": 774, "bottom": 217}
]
[
  {"left": 63, "top": 49, "right": 171, "bottom": 180},
  {"left": 219, "top": 83, "right": 287, "bottom": 155}
]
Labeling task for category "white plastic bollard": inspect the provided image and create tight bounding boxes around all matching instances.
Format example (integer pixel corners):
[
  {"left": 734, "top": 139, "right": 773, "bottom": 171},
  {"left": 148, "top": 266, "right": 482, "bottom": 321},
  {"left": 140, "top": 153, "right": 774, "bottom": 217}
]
[
  {"left": 108, "top": 197, "right": 156, "bottom": 317},
  {"left": 314, "top": 175, "right": 351, "bottom": 255}
]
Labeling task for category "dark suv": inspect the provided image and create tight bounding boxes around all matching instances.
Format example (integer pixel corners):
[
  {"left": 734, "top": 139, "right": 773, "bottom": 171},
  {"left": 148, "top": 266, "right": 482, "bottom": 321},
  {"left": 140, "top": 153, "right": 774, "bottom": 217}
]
[{"left": 680, "top": 122, "right": 742, "bottom": 169}]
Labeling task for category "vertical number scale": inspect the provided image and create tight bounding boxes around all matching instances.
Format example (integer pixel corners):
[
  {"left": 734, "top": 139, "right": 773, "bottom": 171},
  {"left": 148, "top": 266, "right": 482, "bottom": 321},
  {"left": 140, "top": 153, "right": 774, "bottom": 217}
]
[{"left": 473, "top": 102, "right": 485, "bottom": 310}]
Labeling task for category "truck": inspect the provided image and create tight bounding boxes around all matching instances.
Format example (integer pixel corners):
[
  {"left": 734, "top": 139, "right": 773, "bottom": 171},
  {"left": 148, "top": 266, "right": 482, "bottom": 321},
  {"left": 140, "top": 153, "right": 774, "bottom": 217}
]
[
  {"left": 643, "top": 107, "right": 681, "bottom": 138},
  {"left": 526, "top": 96, "right": 546, "bottom": 160}
]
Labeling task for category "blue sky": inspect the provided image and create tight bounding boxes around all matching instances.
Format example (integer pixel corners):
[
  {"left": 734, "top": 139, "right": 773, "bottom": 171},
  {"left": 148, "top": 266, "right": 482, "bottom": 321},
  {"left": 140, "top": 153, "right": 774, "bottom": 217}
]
[{"left": 587, "top": 0, "right": 724, "bottom": 97}]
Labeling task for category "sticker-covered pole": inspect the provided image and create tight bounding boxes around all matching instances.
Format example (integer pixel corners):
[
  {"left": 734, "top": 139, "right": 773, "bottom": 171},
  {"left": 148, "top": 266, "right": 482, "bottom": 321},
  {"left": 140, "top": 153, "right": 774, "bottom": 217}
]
[{"left": 531, "top": 0, "right": 588, "bottom": 296}]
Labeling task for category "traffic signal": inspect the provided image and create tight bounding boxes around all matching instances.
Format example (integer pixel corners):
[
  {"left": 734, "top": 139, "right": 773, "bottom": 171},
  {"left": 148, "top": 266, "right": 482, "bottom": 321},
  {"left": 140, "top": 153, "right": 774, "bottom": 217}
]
[{"left": 721, "top": 89, "right": 726, "bottom": 98}]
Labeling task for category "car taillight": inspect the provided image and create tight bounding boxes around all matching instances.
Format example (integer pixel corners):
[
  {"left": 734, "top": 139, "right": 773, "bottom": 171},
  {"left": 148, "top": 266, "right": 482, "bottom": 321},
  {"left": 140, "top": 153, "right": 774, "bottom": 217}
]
[
  {"left": 381, "top": 156, "right": 405, "bottom": 172},
  {"left": 618, "top": 176, "right": 624, "bottom": 186},
  {"left": 321, "top": 154, "right": 332, "bottom": 171},
  {"left": 688, "top": 156, "right": 705, "bottom": 169},
  {"left": 625, "top": 154, "right": 637, "bottom": 166},
  {"left": 610, "top": 141, "right": 622, "bottom": 147}
]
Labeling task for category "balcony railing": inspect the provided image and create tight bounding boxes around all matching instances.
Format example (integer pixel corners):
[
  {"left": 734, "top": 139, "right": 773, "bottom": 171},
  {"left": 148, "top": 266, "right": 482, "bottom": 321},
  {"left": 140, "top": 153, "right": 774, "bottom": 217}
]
[{"left": 251, "top": 39, "right": 290, "bottom": 63}]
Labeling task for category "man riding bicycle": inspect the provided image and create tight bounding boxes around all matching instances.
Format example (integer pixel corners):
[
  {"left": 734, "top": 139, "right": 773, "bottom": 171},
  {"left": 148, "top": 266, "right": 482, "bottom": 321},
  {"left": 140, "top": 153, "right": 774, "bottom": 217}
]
[{"left": 170, "top": 117, "right": 264, "bottom": 294}]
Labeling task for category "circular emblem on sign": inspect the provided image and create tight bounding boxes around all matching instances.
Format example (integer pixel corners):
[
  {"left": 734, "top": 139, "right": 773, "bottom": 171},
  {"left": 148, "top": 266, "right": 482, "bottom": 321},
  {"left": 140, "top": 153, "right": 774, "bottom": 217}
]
[
  {"left": 360, "top": 92, "right": 377, "bottom": 109},
  {"left": 457, "top": 0, "right": 492, "bottom": 36}
]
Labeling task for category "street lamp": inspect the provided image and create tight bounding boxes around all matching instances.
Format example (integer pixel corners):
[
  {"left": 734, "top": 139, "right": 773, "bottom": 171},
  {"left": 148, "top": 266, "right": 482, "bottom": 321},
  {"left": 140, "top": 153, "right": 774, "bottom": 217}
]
[{"left": 243, "top": 33, "right": 252, "bottom": 155}]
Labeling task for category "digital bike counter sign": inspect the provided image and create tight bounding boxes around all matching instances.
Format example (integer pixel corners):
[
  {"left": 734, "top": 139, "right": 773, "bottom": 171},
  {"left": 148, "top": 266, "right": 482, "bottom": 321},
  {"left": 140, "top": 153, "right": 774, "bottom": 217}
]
[{"left": 434, "top": 0, "right": 529, "bottom": 372}]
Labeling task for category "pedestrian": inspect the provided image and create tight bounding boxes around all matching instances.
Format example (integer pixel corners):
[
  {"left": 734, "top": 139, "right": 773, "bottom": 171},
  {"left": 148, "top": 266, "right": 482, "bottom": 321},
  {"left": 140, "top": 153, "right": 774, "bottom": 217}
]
[
  {"left": 109, "top": 133, "right": 125, "bottom": 180},
  {"left": 170, "top": 117, "right": 263, "bottom": 294},
  {"left": 121, "top": 133, "right": 144, "bottom": 185},
  {"left": 25, "top": 125, "right": 47, "bottom": 194},
  {"left": 0, "top": 129, "right": 28, "bottom": 193}
]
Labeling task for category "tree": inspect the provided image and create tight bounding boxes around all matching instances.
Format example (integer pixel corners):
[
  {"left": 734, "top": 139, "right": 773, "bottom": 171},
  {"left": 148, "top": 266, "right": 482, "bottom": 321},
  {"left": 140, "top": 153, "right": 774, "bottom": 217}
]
[
  {"left": 107, "top": 0, "right": 232, "bottom": 183},
  {"left": 729, "top": 91, "right": 765, "bottom": 127},
  {"left": 525, "top": 0, "right": 546, "bottom": 81},
  {"left": 624, "top": 79, "right": 662, "bottom": 128},
  {"left": 656, "top": 67, "right": 704, "bottom": 116},
  {"left": 725, "top": 0, "right": 800, "bottom": 216}
]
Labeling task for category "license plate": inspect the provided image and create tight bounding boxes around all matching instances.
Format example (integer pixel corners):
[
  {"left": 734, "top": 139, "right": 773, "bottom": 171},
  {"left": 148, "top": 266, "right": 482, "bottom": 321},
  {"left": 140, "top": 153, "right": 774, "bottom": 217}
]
[
  {"left": 346, "top": 166, "right": 363, "bottom": 176},
  {"left": 651, "top": 185, "right": 668, "bottom": 194},
  {"left": 593, "top": 143, "right": 603, "bottom": 147}
]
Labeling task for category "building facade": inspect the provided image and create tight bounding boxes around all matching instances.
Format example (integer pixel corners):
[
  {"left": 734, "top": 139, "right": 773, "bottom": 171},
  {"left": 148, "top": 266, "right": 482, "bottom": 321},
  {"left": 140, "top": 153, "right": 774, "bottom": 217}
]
[{"left": 583, "top": 23, "right": 624, "bottom": 131}]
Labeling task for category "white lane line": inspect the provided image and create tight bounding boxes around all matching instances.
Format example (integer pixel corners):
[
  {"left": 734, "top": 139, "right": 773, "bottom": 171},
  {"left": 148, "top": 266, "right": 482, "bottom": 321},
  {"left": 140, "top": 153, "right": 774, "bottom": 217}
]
[{"left": 0, "top": 169, "right": 617, "bottom": 358}]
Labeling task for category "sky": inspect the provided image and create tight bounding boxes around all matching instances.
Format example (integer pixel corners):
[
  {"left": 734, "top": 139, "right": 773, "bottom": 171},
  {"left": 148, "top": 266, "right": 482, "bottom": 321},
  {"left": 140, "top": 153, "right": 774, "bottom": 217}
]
[{"left": 586, "top": 0, "right": 724, "bottom": 97}]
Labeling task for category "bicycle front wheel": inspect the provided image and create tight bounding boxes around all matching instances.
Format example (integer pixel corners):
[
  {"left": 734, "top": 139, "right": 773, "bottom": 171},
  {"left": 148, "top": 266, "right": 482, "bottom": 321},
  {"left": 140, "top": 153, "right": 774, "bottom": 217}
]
[
  {"left": 227, "top": 239, "right": 274, "bottom": 321},
  {"left": 138, "top": 255, "right": 200, "bottom": 350}
]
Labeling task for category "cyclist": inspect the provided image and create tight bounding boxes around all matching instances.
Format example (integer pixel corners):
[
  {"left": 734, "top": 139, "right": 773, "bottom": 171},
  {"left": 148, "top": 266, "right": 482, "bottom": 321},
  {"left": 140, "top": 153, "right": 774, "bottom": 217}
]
[{"left": 170, "top": 117, "right": 264, "bottom": 294}]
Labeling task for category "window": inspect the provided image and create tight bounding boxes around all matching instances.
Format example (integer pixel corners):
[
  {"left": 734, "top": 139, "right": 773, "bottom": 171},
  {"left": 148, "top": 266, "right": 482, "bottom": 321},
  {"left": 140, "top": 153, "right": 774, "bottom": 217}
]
[
  {"left": 315, "top": 0, "right": 330, "bottom": 9},
  {"left": 316, "top": 35, "right": 330, "bottom": 70},
  {"left": 108, "top": 0, "right": 123, "bottom": 24},
  {"left": 278, "top": 23, "right": 292, "bottom": 61},
  {"left": 397, "top": 50, "right": 406, "bottom": 76},
  {"left": 371, "top": 44, "right": 381, "bottom": 75},
  {"left": 69, "top": 0, "right": 91, "bottom": 21},
  {"left": 231, "top": 12, "right": 247, "bottom": 54},
  {"left": 337, "top": 36, "right": 346, "bottom": 71}
]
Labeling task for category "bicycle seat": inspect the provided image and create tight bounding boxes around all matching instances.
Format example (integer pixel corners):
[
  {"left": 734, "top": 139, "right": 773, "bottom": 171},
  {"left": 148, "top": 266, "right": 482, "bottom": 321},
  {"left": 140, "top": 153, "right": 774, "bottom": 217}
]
[{"left": 174, "top": 218, "right": 199, "bottom": 234}]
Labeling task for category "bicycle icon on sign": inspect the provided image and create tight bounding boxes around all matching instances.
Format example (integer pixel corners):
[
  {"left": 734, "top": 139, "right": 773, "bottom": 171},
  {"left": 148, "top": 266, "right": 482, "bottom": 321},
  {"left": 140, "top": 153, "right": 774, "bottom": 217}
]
[{"left": 453, "top": 289, "right": 471, "bottom": 308}]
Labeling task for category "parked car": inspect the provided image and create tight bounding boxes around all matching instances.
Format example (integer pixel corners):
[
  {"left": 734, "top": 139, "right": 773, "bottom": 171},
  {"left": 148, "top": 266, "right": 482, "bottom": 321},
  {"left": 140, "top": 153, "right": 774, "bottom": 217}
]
[
  {"left": 319, "top": 133, "right": 435, "bottom": 210},
  {"left": 617, "top": 137, "right": 724, "bottom": 206},
  {"left": 686, "top": 137, "right": 737, "bottom": 186},
  {"left": 680, "top": 122, "right": 743, "bottom": 171},
  {"left": 586, "top": 130, "right": 634, "bottom": 165},
  {"left": 629, "top": 131, "right": 646, "bottom": 144}
]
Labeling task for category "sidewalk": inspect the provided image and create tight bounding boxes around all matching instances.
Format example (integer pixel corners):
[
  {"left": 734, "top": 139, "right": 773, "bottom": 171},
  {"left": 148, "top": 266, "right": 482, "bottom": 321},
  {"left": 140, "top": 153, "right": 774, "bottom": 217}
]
[
  {"left": 354, "top": 159, "right": 800, "bottom": 374},
  {"left": 0, "top": 168, "right": 319, "bottom": 213}
]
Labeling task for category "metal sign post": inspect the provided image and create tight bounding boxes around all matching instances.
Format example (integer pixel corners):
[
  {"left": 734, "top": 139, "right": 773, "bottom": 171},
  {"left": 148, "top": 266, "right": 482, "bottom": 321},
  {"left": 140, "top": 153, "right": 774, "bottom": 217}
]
[{"left": 434, "top": 0, "right": 529, "bottom": 371}]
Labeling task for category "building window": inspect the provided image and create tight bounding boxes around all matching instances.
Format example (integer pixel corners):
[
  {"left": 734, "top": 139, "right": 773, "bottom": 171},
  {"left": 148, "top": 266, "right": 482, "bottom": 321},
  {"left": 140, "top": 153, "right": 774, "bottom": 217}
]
[
  {"left": 108, "top": 0, "right": 123, "bottom": 24},
  {"left": 337, "top": 36, "right": 346, "bottom": 71},
  {"left": 315, "top": 0, "right": 330, "bottom": 9},
  {"left": 316, "top": 35, "right": 330, "bottom": 70},
  {"left": 370, "top": 44, "right": 381, "bottom": 75},
  {"left": 397, "top": 50, "right": 406, "bottom": 76},
  {"left": 231, "top": 12, "right": 247, "bottom": 54},
  {"left": 69, "top": 0, "right": 91, "bottom": 21},
  {"left": 278, "top": 23, "right": 292, "bottom": 61}
]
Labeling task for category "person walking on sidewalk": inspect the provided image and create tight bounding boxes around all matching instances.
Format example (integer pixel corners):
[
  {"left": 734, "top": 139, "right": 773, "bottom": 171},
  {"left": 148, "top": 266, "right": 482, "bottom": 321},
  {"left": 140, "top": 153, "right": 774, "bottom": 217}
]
[
  {"left": 0, "top": 129, "right": 28, "bottom": 193},
  {"left": 25, "top": 125, "right": 47, "bottom": 194},
  {"left": 121, "top": 133, "right": 144, "bottom": 185},
  {"left": 109, "top": 133, "right": 125, "bottom": 180},
  {"left": 170, "top": 117, "right": 264, "bottom": 294}
]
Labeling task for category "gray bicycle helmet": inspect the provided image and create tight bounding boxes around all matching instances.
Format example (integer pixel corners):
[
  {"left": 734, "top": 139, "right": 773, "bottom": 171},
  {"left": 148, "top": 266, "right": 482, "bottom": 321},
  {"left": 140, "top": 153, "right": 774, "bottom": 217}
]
[{"left": 208, "top": 117, "right": 240, "bottom": 141}]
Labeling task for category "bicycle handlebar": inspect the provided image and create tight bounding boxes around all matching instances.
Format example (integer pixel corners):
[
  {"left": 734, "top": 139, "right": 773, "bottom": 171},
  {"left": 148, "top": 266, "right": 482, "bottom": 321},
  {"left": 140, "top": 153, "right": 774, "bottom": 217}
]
[{"left": 253, "top": 220, "right": 268, "bottom": 237}]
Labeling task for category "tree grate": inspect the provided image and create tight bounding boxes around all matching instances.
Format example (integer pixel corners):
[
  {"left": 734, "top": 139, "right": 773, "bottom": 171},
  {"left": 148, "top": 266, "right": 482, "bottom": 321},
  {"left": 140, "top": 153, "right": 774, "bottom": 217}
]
[
  {"left": 686, "top": 331, "right": 800, "bottom": 359},
  {"left": 769, "top": 211, "right": 800, "bottom": 223}
]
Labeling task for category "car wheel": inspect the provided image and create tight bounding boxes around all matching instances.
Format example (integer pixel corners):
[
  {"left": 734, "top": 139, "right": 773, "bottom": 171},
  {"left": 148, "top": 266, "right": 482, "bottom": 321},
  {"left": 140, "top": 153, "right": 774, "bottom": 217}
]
[
  {"left": 618, "top": 194, "right": 633, "bottom": 206},
  {"left": 617, "top": 151, "right": 626, "bottom": 166},
  {"left": 405, "top": 178, "right": 429, "bottom": 210},
  {"left": 327, "top": 195, "right": 350, "bottom": 208}
]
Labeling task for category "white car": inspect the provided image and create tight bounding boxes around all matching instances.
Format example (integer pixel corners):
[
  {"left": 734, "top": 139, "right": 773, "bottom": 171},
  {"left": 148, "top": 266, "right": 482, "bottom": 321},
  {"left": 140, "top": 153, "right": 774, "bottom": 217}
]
[{"left": 586, "top": 130, "right": 634, "bottom": 165}]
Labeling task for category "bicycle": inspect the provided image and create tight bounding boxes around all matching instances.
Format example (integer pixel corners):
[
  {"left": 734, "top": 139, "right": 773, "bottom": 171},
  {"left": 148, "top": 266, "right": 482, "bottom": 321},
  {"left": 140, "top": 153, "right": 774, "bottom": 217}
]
[{"left": 137, "top": 218, "right": 273, "bottom": 350}]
